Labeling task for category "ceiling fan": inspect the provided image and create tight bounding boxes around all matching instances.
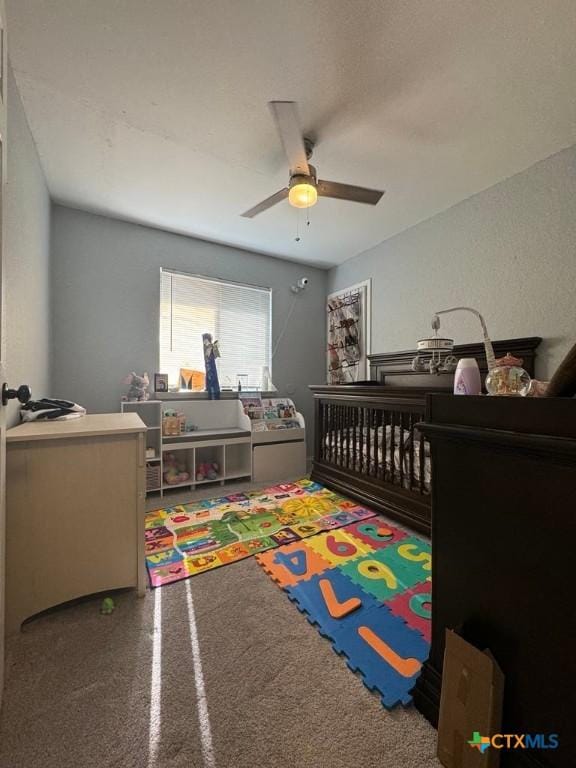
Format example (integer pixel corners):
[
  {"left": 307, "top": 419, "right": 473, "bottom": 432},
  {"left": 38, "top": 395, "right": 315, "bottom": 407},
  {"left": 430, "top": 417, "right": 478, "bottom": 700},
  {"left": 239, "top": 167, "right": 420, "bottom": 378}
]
[{"left": 241, "top": 101, "right": 385, "bottom": 218}]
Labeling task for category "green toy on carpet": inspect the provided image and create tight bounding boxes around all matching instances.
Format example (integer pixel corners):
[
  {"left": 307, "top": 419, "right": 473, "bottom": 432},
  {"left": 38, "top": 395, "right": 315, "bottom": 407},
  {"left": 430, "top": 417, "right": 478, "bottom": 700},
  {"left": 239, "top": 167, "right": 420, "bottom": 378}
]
[{"left": 100, "top": 597, "right": 115, "bottom": 615}]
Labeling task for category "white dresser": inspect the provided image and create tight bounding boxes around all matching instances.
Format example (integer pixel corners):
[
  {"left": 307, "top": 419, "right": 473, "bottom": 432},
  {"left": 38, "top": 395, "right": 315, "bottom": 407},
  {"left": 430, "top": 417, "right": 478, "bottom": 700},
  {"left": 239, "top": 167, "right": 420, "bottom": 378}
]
[{"left": 5, "top": 413, "right": 146, "bottom": 633}]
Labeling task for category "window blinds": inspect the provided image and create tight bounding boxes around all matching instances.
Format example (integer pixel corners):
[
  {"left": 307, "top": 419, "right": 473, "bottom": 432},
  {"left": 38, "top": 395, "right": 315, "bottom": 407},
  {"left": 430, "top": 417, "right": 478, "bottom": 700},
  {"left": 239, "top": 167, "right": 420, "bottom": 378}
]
[{"left": 159, "top": 269, "right": 272, "bottom": 390}]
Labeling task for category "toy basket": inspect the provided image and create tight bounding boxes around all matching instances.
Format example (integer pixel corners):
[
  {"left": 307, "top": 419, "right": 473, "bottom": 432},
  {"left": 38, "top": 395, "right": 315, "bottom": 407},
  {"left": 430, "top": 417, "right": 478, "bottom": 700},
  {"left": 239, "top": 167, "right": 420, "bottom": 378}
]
[{"left": 146, "top": 463, "right": 162, "bottom": 491}]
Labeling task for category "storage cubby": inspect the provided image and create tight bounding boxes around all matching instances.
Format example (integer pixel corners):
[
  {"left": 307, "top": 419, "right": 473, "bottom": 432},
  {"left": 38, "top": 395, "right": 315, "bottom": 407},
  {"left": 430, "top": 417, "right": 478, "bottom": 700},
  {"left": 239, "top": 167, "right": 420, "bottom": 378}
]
[
  {"left": 146, "top": 428, "right": 162, "bottom": 460},
  {"left": 195, "top": 445, "right": 224, "bottom": 484},
  {"left": 225, "top": 442, "right": 252, "bottom": 480},
  {"left": 162, "top": 448, "right": 195, "bottom": 490}
]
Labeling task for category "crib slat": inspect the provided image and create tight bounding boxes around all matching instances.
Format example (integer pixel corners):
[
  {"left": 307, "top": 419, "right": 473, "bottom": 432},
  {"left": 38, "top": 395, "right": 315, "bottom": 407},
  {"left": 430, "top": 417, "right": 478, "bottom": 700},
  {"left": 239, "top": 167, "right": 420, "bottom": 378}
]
[
  {"left": 391, "top": 412, "right": 396, "bottom": 483},
  {"left": 408, "top": 413, "right": 415, "bottom": 491},
  {"left": 352, "top": 406, "right": 357, "bottom": 470},
  {"left": 334, "top": 404, "right": 339, "bottom": 465},
  {"left": 381, "top": 409, "right": 387, "bottom": 481},
  {"left": 366, "top": 408, "right": 372, "bottom": 477},
  {"left": 374, "top": 408, "right": 382, "bottom": 477},
  {"left": 358, "top": 407, "right": 364, "bottom": 474},
  {"left": 326, "top": 403, "right": 331, "bottom": 463},
  {"left": 336, "top": 404, "right": 340, "bottom": 466},
  {"left": 342, "top": 405, "right": 346, "bottom": 468},
  {"left": 338, "top": 405, "right": 344, "bottom": 465},
  {"left": 419, "top": 427, "right": 425, "bottom": 494},
  {"left": 399, "top": 412, "right": 405, "bottom": 487},
  {"left": 319, "top": 402, "right": 324, "bottom": 461},
  {"left": 348, "top": 407, "right": 356, "bottom": 469},
  {"left": 330, "top": 403, "right": 336, "bottom": 463}
]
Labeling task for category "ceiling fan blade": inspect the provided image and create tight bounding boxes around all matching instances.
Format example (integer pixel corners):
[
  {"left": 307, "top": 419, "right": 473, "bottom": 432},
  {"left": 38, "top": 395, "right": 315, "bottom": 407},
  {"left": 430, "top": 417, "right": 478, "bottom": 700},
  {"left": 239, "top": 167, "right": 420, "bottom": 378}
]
[
  {"left": 317, "top": 180, "right": 385, "bottom": 206},
  {"left": 268, "top": 101, "right": 310, "bottom": 176},
  {"left": 241, "top": 188, "right": 289, "bottom": 218}
]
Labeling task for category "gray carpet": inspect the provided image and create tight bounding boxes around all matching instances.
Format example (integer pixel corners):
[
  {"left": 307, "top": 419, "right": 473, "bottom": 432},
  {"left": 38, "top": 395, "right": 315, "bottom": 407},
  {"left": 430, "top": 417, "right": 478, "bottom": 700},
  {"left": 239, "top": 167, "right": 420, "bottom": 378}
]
[{"left": 0, "top": 557, "right": 440, "bottom": 768}]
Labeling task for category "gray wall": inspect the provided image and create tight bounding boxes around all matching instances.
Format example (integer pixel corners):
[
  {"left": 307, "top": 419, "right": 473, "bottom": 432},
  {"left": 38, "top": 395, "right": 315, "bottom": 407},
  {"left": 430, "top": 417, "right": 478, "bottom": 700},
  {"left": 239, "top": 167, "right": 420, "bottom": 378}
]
[
  {"left": 5, "top": 68, "right": 51, "bottom": 426},
  {"left": 329, "top": 145, "right": 576, "bottom": 379},
  {"left": 50, "top": 206, "right": 327, "bottom": 448}
]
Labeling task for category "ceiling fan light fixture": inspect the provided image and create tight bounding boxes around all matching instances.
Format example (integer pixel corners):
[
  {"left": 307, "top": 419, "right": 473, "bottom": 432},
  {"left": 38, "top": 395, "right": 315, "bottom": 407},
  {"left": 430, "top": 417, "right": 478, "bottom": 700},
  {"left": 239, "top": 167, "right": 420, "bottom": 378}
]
[
  {"left": 288, "top": 175, "right": 318, "bottom": 209},
  {"left": 240, "top": 102, "right": 385, "bottom": 218}
]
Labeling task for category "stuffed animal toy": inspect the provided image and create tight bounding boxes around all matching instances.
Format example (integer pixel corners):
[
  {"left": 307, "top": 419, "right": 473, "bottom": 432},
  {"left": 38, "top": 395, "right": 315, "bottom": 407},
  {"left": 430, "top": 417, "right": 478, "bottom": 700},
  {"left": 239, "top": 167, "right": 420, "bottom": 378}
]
[
  {"left": 196, "top": 462, "right": 219, "bottom": 482},
  {"left": 163, "top": 453, "right": 190, "bottom": 485},
  {"left": 123, "top": 372, "right": 150, "bottom": 401}
]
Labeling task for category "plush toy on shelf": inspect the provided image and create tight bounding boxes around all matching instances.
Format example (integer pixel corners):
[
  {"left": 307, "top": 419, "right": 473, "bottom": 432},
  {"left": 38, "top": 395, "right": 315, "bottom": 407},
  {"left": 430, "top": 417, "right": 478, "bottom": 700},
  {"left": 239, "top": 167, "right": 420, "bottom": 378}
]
[
  {"left": 123, "top": 372, "right": 150, "bottom": 401},
  {"left": 163, "top": 453, "right": 190, "bottom": 485},
  {"left": 196, "top": 461, "right": 219, "bottom": 482}
]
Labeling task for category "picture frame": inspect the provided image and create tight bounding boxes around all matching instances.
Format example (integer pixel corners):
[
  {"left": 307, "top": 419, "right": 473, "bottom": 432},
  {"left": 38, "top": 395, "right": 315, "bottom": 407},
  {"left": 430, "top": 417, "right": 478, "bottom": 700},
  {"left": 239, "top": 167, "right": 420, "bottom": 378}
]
[{"left": 154, "top": 373, "right": 169, "bottom": 393}]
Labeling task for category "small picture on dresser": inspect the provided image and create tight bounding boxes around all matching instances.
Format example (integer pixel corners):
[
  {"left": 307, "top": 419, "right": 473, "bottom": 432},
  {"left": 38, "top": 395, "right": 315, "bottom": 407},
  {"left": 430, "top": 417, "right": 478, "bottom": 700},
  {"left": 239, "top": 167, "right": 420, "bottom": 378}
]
[{"left": 154, "top": 373, "right": 168, "bottom": 393}]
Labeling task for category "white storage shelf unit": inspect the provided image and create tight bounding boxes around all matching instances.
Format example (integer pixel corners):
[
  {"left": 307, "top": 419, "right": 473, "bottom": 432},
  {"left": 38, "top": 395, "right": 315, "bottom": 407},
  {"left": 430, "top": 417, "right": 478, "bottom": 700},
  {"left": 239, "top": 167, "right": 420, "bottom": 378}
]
[
  {"left": 162, "top": 401, "right": 252, "bottom": 493},
  {"left": 122, "top": 399, "right": 252, "bottom": 495},
  {"left": 121, "top": 398, "right": 306, "bottom": 495}
]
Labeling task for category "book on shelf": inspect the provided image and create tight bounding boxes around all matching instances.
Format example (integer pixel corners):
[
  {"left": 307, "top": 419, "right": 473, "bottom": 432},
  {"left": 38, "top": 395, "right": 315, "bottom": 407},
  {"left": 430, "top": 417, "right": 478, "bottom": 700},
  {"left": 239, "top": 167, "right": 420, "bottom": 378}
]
[
  {"left": 241, "top": 395, "right": 301, "bottom": 432},
  {"left": 238, "top": 392, "right": 264, "bottom": 420}
]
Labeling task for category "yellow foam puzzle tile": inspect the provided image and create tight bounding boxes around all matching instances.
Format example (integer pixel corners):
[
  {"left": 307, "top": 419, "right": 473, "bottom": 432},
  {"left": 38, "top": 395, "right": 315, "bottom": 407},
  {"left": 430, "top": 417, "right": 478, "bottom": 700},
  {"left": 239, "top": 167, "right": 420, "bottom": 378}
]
[{"left": 304, "top": 528, "right": 374, "bottom": 567}]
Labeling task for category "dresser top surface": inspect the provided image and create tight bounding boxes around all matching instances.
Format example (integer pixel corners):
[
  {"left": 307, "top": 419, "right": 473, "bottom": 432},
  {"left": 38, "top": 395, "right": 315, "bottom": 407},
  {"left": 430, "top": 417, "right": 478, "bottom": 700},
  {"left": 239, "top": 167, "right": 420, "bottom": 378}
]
[{"left": 6, "top": 413, "right": 146, "bottom": 443}]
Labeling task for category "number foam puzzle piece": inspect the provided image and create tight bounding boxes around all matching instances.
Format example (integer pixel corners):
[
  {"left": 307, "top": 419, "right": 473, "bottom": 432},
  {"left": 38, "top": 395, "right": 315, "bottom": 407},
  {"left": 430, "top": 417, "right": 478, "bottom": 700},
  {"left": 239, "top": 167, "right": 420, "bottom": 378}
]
[
  {"left": 345, "top": 520, "right": 408, "bottom": 549},
  {"left": 339, "top": 552, "right": 407, "bottom": 602},
  {"left": 374, "top": 537, "right": 431, "bottom": 586},
  {"left": 304, "top": 529, "right": 374, "bottom": 567},
  {"left": 284, "top": 567, "right": 381, "bottom": 638},
  {"left": 331, "top": 604, "right": 430, "bottom": 708},
  {"left": 385, "top": 579, "right": 432, "bottom": 642},
  {"left": 256, "top": 541, "right": 332, "bottom": 587}
]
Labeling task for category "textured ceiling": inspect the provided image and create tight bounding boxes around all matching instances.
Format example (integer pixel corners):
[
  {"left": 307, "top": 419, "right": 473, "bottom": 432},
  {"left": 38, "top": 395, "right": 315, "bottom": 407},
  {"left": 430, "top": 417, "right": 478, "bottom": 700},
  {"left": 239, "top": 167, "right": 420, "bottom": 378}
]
[{"left": 8, "top": 0, "right": 576, "bottom": 267}]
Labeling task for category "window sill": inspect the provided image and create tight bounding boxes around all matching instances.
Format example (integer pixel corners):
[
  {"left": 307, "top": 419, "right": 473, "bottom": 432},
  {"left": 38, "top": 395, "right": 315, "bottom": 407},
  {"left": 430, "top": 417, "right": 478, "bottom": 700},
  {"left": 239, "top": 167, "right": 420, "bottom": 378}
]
[{"left": 155, "top": 390, "right": 279, "bottom": 401}]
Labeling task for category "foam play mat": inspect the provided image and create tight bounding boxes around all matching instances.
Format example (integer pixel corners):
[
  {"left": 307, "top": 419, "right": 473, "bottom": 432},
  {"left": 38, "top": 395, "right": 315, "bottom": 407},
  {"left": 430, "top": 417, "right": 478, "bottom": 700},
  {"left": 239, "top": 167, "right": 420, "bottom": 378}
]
[
  {"left": 145, "top": 479, "right": 376, "bottom": 587},
  {"left": 256, "top": 518, "right": 432, "bottom": 708}
]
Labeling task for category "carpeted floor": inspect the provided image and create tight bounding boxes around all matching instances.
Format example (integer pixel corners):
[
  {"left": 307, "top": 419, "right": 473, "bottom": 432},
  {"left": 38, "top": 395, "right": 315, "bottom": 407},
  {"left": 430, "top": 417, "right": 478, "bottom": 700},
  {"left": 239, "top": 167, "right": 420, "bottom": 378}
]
[{"left": 0, "top": 554, "right": 440, "bottom": 768}]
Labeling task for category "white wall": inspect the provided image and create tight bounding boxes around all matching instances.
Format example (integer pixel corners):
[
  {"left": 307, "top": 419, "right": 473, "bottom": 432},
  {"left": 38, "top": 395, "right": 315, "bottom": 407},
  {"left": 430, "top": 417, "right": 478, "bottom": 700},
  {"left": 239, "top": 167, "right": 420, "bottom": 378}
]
[
  {"left": 50, "top": 206, "right": 327, "bottom": 447},
  {"left": 5, "top": 67, "right": 51, "bottom": 426},
  {"left": 328, "top": 145, "right": 576, "bottom": 379}
]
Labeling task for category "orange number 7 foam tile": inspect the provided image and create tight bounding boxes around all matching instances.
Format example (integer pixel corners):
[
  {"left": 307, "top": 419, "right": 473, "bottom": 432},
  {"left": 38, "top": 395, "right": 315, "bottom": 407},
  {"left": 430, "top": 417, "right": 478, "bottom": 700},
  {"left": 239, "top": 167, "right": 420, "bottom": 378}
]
[
  {"left": 304, "top": 529, "right": 374, "bottom": 567},
  {"left": 256, "top": 541, "right": 331, "bottom": 587}
]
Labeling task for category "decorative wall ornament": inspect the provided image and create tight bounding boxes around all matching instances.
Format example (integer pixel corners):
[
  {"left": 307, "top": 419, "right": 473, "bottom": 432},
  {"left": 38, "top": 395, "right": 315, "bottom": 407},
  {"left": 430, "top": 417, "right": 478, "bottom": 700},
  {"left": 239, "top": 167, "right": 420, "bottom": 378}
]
[{"left": 327, "top": 280, "right": 371, "bottom": 383}]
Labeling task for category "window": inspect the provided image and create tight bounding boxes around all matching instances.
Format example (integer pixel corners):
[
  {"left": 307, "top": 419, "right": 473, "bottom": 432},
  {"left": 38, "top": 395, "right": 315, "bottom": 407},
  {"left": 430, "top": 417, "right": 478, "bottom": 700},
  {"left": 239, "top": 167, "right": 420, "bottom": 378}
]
[{"left": 159, "top": 269, "right": 272, "bottom": 391}]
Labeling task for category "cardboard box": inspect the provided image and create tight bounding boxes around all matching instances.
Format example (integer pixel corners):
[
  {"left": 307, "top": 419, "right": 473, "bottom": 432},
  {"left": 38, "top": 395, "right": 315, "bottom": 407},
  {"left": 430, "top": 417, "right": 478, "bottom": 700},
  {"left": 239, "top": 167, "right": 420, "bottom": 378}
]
[{"left": 437, "top": 630, "right": 505, "bottom": 768}]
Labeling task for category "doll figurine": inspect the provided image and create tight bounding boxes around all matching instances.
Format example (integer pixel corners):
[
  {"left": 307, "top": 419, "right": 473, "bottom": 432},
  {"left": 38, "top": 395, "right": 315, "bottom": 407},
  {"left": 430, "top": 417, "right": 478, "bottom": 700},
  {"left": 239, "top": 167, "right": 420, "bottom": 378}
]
[{"left": 202, "top": 333, "right": 221, "bottom": 400}]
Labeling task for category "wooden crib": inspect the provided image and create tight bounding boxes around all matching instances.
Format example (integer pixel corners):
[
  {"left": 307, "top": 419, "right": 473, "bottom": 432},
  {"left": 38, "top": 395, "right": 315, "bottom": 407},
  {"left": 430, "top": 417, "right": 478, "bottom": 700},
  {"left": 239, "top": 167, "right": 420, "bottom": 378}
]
[{"left": 309, "top": 336, "right": 541, "bottom": 535}]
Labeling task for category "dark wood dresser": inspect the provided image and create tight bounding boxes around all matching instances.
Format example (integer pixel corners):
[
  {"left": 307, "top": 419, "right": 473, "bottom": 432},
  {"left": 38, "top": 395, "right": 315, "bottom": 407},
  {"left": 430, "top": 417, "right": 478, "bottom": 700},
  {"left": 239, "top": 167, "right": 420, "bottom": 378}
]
[{"left": 413, "top": 395, "right": 576, "bottom": 768}]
